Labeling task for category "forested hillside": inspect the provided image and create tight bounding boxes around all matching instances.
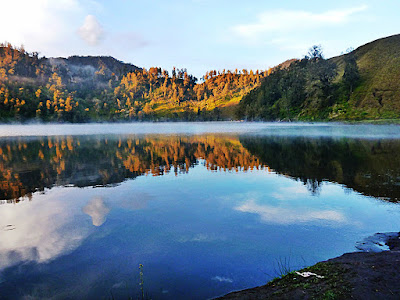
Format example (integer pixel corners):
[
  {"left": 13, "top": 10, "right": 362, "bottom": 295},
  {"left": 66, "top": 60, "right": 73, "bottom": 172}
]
[
  {"left": 1, "top": 34, "right": 399, "bottom": 122},
  {"left": 0, "top": 43, "right": 271, "bottom": 122},
  {"left": 237, "top": 34, "right": 400, "bottom": 121}
]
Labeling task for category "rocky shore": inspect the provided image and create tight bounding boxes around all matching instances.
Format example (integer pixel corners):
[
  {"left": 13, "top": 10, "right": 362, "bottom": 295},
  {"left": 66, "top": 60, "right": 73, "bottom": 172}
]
[{"left": 218, "top": 232, "right": 400, "bottom": 299}]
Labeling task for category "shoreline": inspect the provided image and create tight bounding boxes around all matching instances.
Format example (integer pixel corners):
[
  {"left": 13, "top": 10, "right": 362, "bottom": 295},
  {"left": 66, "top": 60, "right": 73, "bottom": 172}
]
[
  {"left": 0, "top": 119, "right": 399, "bottom": 125},
  {"left": 218, "top": 232, "right": 400, "bottom": 299}
]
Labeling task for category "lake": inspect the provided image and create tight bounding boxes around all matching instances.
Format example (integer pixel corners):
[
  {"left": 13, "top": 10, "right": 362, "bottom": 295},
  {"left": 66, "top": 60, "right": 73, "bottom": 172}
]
[{"left": 0, "top": 122, "right": 400, "bottom": 299}]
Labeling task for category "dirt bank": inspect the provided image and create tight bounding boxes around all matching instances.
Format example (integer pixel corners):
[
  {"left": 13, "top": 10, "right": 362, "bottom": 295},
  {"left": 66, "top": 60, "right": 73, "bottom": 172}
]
[{"left": 218, "top": 233, "right": 400, "bottom": 299}]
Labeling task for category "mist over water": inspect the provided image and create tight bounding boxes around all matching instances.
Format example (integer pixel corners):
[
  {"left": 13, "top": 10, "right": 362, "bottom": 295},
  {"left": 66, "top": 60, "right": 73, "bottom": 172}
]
[
  {"left": 0, "top": 123, "right": 399, "bottom": 299},
  {"left": 0, "top": 122, "right": 399, "bottom": 139}
]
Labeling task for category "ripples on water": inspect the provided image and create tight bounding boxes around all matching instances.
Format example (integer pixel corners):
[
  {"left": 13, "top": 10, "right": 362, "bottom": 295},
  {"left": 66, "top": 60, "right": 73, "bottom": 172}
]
[{"left": 0, "top": 123, "right": 399, "bottom": 299}]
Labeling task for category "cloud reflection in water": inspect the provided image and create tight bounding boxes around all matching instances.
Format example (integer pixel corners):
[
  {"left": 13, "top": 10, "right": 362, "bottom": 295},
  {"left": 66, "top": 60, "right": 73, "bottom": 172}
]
[
  {"left": 0, "top": 191, "right": 89, "bottom": 270},
  {"left": 83, "top": 197, "right": 110, "bottom": 226},
  {"left": 235, "top": 199, "right": 346, "bottom": 225}
]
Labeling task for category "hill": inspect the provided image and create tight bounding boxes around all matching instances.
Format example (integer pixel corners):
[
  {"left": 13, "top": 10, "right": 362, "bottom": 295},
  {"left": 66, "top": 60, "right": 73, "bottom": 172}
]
[
  {"left": 0, "top": 35, "right": 400, "bottom": 122},
  {"left": 0, "top": 43, "right": 146, "bottom": 121},
  {"left": 333, "top": 34, "right": 400, "bottom": 119},
  {"left": 0, "top": 45, "right": 140, "bottom": 85},
  {"left": 237, "top": 34, "right": 400, "bottom": 121},
  {"left": 0, "top": 43, "right": 269, "bottom": 122}
]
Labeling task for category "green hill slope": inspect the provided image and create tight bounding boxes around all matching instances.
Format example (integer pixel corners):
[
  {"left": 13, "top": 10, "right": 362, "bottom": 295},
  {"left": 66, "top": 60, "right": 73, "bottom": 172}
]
[
  {"left": 238, "top": 34, "right": 400, "bottom": 121},
  {"left": 342, "top": 34, "right": 400, "bottom": 119}
]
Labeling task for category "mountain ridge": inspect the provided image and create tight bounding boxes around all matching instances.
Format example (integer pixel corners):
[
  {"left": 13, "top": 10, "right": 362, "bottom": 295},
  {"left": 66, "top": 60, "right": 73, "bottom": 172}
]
[{"left": 0, "top": 34, "right": 399, "bottom": 122}]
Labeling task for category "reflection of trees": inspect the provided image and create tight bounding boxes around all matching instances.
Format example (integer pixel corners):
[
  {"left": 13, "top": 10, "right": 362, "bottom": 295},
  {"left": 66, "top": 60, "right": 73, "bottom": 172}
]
[
  {"left": 241, "top": 136, "right": 400, "bottom": 202},
  {"left": 306, "top": 178, "right": 322, "bottom": 196},
  {"left": 0, "top": 135, "right": 263, "bottom": 202},
  {"left": 2, "top": 135, "right": 399, "bottom": 203}
]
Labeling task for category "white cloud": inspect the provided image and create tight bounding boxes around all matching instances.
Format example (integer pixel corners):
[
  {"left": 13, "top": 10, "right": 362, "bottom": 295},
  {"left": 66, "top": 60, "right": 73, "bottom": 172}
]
[
  {"left": 235, "top": 199, "right": 346, "bottom": 225},
  {"left": 78, "top": 14, "right": 105, "bottom": 46},
  {"left": 0, "top": 0, "right": 82, "bottom": 53},
  {"left": 0, "top": 0, "right": 110, "bottom": 57},
  {"left": 233, "top": 5, "right": 368, "bottom": 40}
]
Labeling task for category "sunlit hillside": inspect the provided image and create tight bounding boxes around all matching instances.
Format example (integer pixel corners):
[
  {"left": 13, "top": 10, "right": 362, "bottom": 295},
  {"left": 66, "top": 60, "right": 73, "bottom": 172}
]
[{"left": 0, "top": 43, "right": 274, "bottom": 122}]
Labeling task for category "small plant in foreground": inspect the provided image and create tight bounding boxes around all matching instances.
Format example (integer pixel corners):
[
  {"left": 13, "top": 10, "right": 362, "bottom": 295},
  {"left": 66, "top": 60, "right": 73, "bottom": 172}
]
[{"left": 139, "top": 264, "right": 144, "bottom": 300}]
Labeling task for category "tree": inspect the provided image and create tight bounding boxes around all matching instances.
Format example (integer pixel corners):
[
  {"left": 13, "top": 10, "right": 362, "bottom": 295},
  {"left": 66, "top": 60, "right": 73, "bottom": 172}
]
[
  {"left": 342, "top": 55, "right": 360, "bottom": 93},
  {"left": 306, "top": 45, "right": 324, "bottom": 60},
  {"left": 307, "top": 58, "right": 337, "bottom": 106}
]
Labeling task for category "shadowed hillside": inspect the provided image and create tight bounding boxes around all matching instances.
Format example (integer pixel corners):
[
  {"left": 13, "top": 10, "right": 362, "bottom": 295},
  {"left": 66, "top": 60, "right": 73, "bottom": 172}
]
[
  {"left": 334, "top": 34, "right": 400, "bottom": 119},
  {"left": 237, "top": 34, "right": 400, "bottom": 121}
]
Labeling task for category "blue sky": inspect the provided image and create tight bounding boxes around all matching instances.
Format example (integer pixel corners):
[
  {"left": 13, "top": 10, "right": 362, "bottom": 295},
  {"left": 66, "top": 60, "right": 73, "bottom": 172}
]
[{"left": 0, "top": 0, "right": 399, "bottom": 78}]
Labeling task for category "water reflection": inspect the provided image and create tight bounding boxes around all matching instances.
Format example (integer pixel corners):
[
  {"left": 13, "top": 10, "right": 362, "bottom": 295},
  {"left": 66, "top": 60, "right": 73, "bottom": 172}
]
[
  {"left": 235, "top": 199, "right": 346, "bottom": 224},
  {"left": 0, "top": 132, "right": 400, "bottom": 299},
  {"left": 0, "top": 135, "right": 263, "bottom": 202},
  {"left": 83, "top": 197, "right": 110, "bottom": 226},
  {"left": 0, "top": 189, "right": 91, "bottom": 270},
  {"left": 0, "top": 135, "right": 399, "bottom": 203},
  {"left": 241, "top": 136, "right": 400, "bottom": 201}
]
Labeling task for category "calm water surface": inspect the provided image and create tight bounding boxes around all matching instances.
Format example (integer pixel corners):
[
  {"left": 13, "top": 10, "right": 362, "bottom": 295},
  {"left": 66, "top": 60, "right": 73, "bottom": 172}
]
[{"left": 0, "top": 122, "right": 400, "bottom": 299}]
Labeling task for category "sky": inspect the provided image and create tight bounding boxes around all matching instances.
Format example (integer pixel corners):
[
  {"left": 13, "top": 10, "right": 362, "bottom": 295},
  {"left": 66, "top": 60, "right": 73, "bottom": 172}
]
[{"left": 0, "top": 0, "right": 399, "bottom": 78}]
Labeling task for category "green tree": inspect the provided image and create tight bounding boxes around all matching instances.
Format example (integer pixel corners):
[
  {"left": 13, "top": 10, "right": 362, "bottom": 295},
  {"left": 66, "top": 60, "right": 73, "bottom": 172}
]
[{"left": 342, "top": 55, "right": 360, "bottom": 93}]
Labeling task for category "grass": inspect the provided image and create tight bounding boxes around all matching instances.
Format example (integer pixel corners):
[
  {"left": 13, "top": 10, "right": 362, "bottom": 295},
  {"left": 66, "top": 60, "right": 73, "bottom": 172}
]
[
  {"left": 274, "top": 256, "right": 294, "bottom": 278},
  {"left": 346, "top": 35, "right": 400, "bottom": 117},
  {"left": 266, "top": 262, "right": 353, "bottom": 299}
]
